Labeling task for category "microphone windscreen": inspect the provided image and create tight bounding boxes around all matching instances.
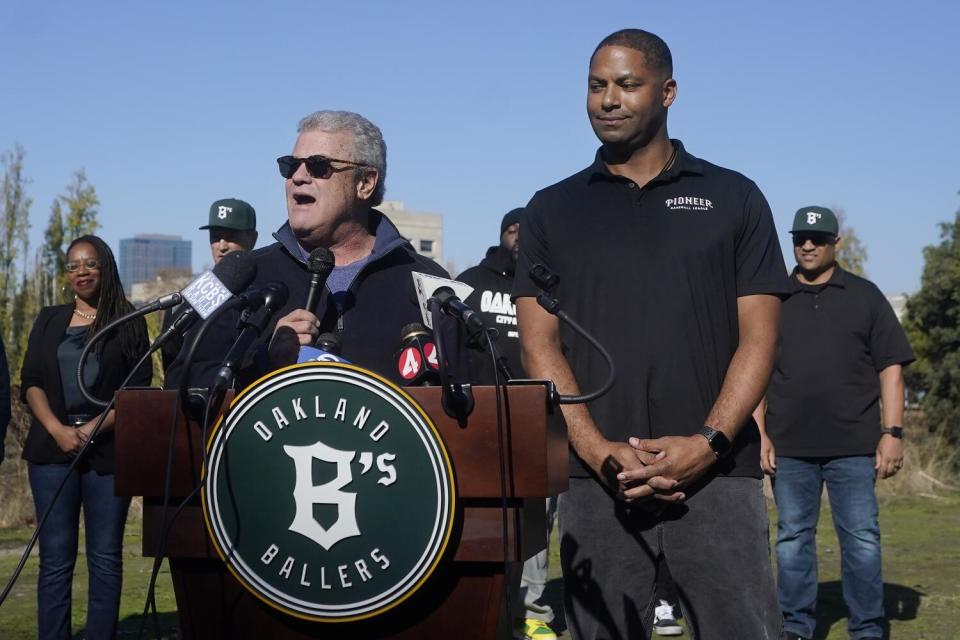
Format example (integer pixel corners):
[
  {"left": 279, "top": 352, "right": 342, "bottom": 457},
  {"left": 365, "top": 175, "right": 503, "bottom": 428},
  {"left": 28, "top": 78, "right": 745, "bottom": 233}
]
[
  {"left": 400, "top": 322, "right": 430, "bottom": 342},
  {"left": 307, "top": 247, "right": 335, "bottom": 276},
  {"left": 212, "top": 250, "right": 258, "bottom": 293}
]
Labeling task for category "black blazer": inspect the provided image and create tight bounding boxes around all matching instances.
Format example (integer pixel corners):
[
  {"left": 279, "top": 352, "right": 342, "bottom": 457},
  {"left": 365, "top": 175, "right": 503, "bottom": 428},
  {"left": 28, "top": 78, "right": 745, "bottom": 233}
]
[{"left": 20, "top": 304, "right": 151, "bottom": 472}]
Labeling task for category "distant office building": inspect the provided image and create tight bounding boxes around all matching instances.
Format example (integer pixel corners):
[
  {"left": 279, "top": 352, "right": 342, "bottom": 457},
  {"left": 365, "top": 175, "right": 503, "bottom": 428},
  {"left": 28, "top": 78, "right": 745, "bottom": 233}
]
[
  {"left": 119, "top": 234, "right": 191, "bottom": 293},
  {"left": 378, "top": 201, "right": 443, "bottom": 263}
]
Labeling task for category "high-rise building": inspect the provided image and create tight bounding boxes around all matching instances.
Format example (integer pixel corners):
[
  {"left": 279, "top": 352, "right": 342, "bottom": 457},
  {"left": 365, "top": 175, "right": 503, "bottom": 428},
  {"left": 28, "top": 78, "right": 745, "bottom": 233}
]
[
  {"left": 119, "top": 234, "right": 191, "bottom": 293},
  {"left": 377, "top": 201, "right": 443, "bottom": 263}
]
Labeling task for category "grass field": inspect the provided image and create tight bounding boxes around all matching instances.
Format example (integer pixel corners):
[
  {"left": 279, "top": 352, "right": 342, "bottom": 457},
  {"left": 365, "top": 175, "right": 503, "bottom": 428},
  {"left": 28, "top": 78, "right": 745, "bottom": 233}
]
[{"left": 0, "top": 493, "right": 957, "bottom": 639}]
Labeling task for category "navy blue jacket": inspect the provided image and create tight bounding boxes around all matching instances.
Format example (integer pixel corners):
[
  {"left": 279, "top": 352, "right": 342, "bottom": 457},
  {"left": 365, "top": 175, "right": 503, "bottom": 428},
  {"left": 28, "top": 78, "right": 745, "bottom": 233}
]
[{"left": 166, "top": 210, "right": 463, "bottom": 390}]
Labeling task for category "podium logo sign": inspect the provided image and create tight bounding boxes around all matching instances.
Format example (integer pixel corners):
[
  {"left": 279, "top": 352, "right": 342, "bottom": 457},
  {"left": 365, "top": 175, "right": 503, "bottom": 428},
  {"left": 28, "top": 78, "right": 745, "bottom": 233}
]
[{"left": 202, "top": 362, "right": 456, "bottom": 622}]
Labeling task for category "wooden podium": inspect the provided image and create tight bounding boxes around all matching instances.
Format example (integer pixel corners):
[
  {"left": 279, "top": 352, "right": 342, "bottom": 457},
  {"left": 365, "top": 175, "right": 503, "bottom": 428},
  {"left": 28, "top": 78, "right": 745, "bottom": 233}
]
[{"left": 115, "top": 384, "right": 566, "bottom": 639}]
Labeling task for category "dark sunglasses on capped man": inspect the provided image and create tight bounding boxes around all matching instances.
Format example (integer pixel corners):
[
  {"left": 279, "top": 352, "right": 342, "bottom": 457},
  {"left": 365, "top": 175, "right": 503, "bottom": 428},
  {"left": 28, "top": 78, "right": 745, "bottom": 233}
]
[
  {"left": 276, "top": 155, "right": 371, "bottom": 180},
  {"left": 64, "top": 258, "right": 102, "bottom": 272},
  {"left": 792, "top": 232, "right": 836, "bottom": 247}
]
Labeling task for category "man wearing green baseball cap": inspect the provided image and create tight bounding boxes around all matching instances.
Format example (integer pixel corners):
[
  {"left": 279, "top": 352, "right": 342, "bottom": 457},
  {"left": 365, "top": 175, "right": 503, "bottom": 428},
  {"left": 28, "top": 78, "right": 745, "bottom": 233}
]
[
  {"left": 756, "top": 205, "right": 914, "bottom": 640},
  {"left": 160, "top": 198, "right": 260, "bottom": 372},
  {"left": 201, "top": 197, "right": 259, "bottom": 264}
]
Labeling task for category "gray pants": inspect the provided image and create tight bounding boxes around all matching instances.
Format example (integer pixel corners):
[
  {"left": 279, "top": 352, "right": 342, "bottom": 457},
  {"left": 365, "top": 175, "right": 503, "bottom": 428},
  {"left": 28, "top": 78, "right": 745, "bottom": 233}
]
[
  {"left": 559, "top": 476, "right": 782, "bottom": 640},
  {"left": 516, "top": 495, "right": 559, "bottom": 623}
]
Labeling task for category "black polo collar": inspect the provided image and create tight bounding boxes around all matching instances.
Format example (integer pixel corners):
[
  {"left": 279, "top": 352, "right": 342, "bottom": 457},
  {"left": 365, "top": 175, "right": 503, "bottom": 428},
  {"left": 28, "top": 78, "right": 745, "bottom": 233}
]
[
  {"left": 790, "top": 264, "right": 847, "bottom": 292},
  {"left": 587, "top": 139, "right": 706, "bottom": 185}
]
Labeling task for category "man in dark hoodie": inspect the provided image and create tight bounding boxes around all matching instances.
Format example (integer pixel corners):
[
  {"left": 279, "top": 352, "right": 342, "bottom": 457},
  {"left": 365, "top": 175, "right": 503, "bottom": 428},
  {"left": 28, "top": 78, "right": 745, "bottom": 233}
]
[
  {"left": 458, "top": 208, "right": 523, "bottom": 382},
  {"left": 166, "top": 110, "right": 458, "bottom": 389},
  {"left": 458, "top": 209, "right": 560, "bottom": 640}
]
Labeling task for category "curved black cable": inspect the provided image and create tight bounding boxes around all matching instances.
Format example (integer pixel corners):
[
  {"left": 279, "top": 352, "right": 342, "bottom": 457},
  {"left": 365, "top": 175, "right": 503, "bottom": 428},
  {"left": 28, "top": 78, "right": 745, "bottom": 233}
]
[
  {"left": 536, "top": 293, "right": 616, "bottom": 405},
  {"left": 76, "top": 303, "right": 165, "bottom": 407},
  {"left": 484, "top": 330, "right": 514, "bottom": 626},
  {"left": 137, "top": 296, "right": 247, "bottom": 639},
  {"left": 0, "top": 345, "right": 155, "bottom": 608}
]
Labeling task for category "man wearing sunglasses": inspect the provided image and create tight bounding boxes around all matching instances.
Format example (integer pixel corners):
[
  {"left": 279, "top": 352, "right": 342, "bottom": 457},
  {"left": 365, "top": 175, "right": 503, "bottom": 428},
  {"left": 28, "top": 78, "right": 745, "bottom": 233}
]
[
  {"left": 165, "top": 110, "right": 458, "bottom": 391},
  {"left": 756, "top": 206, "right": 914, "bottom": 640}
]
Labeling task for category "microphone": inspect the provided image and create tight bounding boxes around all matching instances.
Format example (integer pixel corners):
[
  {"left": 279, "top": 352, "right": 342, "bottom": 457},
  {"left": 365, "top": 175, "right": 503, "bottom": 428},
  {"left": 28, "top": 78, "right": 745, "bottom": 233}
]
[
  {"left": 155, "top": 251, "right": 258, "bottom": 345},
  {"left": 395, "top": 323, "right": 440, "bottom": 386},
  {"left": 298, "top": 332, "right": 350, "bottom": 364},
  {"left": 431, "top": 286, "right": 486, "bottom": 336},
  {"left": 211, "top": 282, "right": 290, "bottom": 393},
  {"left": 303, "top": 247, "right": 335, "bottom": 313}
]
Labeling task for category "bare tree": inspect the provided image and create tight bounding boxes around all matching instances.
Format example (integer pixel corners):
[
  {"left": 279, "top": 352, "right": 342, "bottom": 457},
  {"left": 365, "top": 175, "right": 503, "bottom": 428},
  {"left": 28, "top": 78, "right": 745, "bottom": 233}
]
[
  {"left": 0, "top": 145, "right": 33, "bottom": 346},
  {"left": 833, "top": 206, "right": 868, "bottom": 276}
]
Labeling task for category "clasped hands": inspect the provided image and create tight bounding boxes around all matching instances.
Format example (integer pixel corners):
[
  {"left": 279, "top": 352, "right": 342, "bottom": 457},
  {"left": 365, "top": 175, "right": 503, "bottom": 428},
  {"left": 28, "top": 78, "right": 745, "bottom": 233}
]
[{"left": 597, "top": 434, "right": 718, "bottom": 503}]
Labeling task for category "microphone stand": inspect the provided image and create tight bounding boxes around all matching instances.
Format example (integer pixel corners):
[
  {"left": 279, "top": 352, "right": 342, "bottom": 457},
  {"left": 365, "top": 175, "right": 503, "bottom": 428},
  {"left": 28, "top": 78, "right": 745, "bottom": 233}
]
[{"left": 428, "top": 297, "right": 475, "bottom": 420}]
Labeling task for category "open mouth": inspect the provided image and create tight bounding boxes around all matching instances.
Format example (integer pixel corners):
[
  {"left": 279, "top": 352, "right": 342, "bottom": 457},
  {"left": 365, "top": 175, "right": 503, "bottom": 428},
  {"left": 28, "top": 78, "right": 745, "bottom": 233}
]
[{"left": 292, "top": 193, "right": 316, "bottom": 205}]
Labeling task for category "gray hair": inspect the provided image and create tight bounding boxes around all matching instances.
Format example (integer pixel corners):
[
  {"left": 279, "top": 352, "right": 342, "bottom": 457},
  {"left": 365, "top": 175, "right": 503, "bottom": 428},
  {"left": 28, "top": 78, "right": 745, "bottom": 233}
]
[{"left": 297, "top": 110, "right": 387, "bottom": 206}]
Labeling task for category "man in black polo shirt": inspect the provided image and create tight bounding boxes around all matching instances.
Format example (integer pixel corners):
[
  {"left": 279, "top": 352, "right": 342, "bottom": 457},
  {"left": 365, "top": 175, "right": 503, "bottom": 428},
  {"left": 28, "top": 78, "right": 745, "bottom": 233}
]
[
  {"left": 513, "top": 28, "right": 790, "bottom": 639},
  {"left": 757, "top": 206, "right": 914, "bottom": 640}
]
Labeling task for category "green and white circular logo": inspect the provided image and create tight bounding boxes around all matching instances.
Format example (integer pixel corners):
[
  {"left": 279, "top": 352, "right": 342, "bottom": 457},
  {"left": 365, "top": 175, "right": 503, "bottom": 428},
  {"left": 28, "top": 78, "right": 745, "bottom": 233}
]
[{"left": 201, "top": 362, "right": 456, "bottom": 622}]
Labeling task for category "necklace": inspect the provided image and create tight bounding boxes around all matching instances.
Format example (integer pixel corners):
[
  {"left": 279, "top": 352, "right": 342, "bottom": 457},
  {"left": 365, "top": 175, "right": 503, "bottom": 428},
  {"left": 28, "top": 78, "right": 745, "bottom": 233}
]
[{"left": 73, "top": 307, "right": 96, "bottom": 320}]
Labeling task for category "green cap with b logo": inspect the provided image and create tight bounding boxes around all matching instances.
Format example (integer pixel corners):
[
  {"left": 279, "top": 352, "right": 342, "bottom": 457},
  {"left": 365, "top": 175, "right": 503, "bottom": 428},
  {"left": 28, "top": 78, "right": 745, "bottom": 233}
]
[
  {"left": 791, "top": 206, "right": 838, "bottom": 235},
  {"left": 201, "top": 198, "right": 257, "bottom": 231}
]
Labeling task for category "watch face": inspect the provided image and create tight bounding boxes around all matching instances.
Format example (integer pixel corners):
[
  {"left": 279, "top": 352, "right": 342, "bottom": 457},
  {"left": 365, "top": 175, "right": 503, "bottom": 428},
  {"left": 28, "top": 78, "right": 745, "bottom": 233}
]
[{"left": 699, "top": 426, "right": 731, "bottom": 457}]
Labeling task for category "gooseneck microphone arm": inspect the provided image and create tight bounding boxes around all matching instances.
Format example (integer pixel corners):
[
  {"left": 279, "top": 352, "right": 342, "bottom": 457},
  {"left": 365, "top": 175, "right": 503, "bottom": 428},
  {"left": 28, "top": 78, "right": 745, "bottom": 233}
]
[
  {"left": 530, "top": 264, "right": 616, "bottom": 405},
  {"left": 76, "top": 303, "right": 169, "bottom": 407}
]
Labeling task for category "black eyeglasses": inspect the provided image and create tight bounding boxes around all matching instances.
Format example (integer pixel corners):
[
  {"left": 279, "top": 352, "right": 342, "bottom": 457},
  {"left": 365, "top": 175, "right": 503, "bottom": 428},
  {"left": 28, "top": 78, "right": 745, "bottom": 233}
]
[
  {"left": 792, "top": 232, "right": 836, "bottom": 247},
  {"left": 65, "top": 258, "right": 102, "bottom": 272},
  {"left": 276, "top": 155, "right": 370, "bottom": 180}
]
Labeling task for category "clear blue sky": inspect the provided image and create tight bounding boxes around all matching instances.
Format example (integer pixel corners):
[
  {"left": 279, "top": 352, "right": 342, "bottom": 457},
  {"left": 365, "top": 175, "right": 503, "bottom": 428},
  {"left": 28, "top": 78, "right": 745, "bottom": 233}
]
[{"left": 2, "top": 0, "right": 957, "bottom": 295}]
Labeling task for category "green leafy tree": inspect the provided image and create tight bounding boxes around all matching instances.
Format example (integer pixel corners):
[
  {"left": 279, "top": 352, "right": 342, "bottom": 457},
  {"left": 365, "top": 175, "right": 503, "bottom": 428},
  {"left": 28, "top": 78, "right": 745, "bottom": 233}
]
[
  {"left": 834, "top": 206, "right": 868, "bottom": 276},
  {"left": 903, "top": 204, "right": 960, "bottom": 447},
  {"left": 60, "top": 169, "right": 100, "bottom": 241},
  {"left": 0, "top": 145, "right": 33, "bottom": 350},
  {"left": 42, "top": 199, "right": 67, "bottom": 305}
]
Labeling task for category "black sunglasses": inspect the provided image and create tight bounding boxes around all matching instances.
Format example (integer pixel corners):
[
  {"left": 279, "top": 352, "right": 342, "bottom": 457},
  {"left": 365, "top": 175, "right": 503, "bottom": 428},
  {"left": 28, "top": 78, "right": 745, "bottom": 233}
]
[
  {"left": 276, "top": 155, "right": 370, "bottom": 180},
  {"left": 792, "top": 232, "right": 836, "bottom": 247}
]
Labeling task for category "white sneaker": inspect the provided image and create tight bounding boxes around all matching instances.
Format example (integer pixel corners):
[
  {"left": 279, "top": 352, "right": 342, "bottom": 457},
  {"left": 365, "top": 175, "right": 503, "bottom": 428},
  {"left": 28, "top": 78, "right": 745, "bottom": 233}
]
[{"left": 653, "top": 600, "right": 683, "bottom": 636}]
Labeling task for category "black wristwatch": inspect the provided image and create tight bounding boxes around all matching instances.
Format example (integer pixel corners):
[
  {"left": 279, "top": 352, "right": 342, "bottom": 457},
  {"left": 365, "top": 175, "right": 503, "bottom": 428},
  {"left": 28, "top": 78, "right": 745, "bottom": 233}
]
[
  {"left": 696, "top": 426, "right": 732, "bottom": 459},
  {"left": 881, "top": 426, "right": 904, "bottom": 439}
]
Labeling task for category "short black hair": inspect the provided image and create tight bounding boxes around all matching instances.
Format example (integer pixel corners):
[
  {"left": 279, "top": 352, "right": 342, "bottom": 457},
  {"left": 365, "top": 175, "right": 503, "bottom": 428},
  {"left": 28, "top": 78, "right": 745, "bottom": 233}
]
[{"left": 591, "top": 29, "right": 673, "bottom": 78}]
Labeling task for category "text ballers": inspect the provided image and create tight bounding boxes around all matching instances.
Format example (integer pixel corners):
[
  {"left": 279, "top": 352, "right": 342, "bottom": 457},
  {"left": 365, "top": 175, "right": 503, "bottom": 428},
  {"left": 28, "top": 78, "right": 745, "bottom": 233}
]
[{"left": 202, "top": 363, "right": 456, "bottom": 622}]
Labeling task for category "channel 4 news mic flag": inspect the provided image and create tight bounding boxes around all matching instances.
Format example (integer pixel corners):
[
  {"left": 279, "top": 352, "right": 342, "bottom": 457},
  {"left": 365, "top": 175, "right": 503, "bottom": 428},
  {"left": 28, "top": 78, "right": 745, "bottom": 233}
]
[{"left": 197, "top": 273, "right": 477, "bottom": 623}]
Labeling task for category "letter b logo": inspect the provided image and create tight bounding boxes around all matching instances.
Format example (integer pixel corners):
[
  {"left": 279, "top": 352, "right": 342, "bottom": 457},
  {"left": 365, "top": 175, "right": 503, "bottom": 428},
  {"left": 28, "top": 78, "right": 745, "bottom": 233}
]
[{"left": 806, "top": 212, "right": 821, "bottom": 225}]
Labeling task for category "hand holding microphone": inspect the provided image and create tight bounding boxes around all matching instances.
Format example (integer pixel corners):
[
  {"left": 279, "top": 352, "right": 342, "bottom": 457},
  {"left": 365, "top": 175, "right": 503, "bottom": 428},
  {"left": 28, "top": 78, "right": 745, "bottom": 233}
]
[{"left": 269, "top": 247, "right": 336, "bottom": 366}]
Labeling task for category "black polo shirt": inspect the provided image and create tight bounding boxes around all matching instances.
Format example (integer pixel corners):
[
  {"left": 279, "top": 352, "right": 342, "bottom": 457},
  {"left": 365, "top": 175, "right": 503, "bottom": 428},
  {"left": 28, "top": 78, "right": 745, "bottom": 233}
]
[
  {"left": 765, "top": 267, "right": 915, "bottom": 457},
  {"left": 513, "top": 140, "right": 791, "bottom": 478}
]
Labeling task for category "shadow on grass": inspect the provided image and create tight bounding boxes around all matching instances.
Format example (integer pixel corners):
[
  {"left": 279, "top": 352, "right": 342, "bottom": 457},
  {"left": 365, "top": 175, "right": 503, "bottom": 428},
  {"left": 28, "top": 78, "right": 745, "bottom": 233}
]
[
  {"left": 116, "top": 611, "right": 181, "bottom": 639},
  {"left": 813, "top": 581, "right": 924, "bottom": 640}
]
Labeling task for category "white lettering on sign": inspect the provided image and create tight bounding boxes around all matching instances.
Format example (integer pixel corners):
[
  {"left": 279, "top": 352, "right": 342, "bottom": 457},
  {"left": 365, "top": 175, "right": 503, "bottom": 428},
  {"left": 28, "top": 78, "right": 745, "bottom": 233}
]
[{"left": 180, "top": 271, "right": 232, "bottom": 319}]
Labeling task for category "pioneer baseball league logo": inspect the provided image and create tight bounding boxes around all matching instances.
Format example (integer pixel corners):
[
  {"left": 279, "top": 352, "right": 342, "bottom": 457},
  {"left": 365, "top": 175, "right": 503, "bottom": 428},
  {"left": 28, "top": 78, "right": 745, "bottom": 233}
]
[
  {"left": 665, "top": 195, "right": 714, "bottom": 211},
  {"left": 202, "top": 362, "right": 456, "bottom": 622}
]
